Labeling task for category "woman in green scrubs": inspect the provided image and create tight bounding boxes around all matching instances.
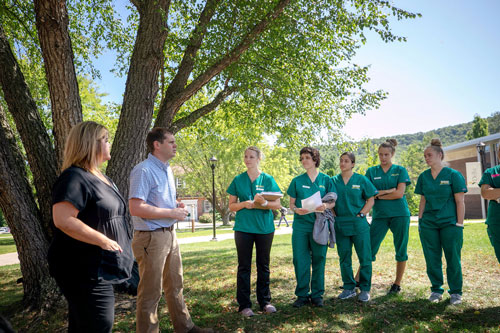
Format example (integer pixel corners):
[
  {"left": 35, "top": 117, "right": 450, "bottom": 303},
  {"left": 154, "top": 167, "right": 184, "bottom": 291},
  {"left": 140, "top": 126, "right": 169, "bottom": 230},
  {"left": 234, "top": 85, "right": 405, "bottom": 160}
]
[
  {"left": 332, "top": 152, "right": 377, "bottom": 302},
  {"left": 479, "top": 144, "right": 500, "bottom": 263},
  {"left": 356, "top": 139, "right": 411, "bottom": 294},
  {"left": 287, "top": 147, "right": 335, "bottom": 308},
  {"left": 227, "top": 146, "right": 282, "bottom": 317},
  {"left": 415, "top": 139, "right": 467, "bottom": 305}
]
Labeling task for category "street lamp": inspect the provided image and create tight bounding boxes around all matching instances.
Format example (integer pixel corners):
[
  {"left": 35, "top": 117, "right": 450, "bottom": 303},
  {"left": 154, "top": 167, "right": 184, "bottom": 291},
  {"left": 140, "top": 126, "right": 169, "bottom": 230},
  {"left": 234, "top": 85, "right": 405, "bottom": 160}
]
[
  {"left": 477, "top": 142, "right": 486, "bottom": 173},
  {"left": 209, "top": 156, "right": 218, "bottom": 241}
]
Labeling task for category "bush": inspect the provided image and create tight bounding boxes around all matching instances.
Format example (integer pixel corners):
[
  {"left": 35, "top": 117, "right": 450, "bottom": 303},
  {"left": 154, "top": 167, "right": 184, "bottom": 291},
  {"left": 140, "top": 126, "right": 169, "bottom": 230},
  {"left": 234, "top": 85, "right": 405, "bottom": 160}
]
[{"left": 198, "top": 214, "right": 212, "bottom": 224}]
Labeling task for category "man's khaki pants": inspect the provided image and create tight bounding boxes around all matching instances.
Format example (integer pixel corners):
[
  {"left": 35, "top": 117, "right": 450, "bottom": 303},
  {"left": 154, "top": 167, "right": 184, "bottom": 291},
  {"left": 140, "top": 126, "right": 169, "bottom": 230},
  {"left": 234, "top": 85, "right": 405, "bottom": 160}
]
[{"left": 133, "top": 229, "right": 194, "bottom": 333}]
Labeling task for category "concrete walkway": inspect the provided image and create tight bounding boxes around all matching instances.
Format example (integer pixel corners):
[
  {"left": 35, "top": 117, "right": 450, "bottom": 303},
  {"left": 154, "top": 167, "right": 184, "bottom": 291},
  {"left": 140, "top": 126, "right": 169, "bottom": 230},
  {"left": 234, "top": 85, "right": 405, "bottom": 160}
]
[
  {"left": 0, "top": 226, "right": 293, "bottom": 267},
  {"left": 0, "top": 220, "right": 487, "bottom": 267}
]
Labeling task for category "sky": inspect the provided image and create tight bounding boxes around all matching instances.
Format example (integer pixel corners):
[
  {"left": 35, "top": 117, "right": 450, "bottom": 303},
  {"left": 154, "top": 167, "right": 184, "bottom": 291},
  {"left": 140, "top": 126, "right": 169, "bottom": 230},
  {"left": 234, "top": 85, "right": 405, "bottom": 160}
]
[
  {"left": 95, "top": 0, "right": 500, "bottom": 141},
  {"left": 342, "top": 0, "right": 500, "bottom": 140}
]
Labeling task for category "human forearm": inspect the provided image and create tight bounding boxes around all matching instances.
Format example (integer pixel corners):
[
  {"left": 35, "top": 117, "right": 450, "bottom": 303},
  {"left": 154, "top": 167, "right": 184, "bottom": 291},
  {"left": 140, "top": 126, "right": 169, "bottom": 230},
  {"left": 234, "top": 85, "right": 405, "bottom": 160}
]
[
  {"left": 359, "top": 197, "right": 374, "bottom": 215},
  {"left": 481, "top": 185, "right": 500, "bottom": 200},
  {"left": 455, "top": 192, "right": 465, "bottom": 226},
  {"left": 129, "top": 198, "right": 187, "bottom": 220},
  {"left": 53, "top": 202, "right": 122, "bottom": 251}
]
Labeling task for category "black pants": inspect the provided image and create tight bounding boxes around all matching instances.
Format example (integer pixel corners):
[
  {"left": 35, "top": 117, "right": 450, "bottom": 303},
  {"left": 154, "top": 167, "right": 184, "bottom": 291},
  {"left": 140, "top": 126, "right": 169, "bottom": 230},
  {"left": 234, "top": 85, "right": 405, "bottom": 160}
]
[
  {"left": 234, "top": 231, "right": 274, "bottom": 311},
  {"left": 56, "top": 277, "right": 115, "bottom": 333}
]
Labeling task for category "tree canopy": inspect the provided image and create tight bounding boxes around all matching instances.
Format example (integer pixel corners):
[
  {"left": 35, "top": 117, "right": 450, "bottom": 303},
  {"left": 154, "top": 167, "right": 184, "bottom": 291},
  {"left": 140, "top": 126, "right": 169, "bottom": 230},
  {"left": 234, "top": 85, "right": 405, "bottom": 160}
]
[{"left": 0, "top": 0, "right": 419, "bottom": 310}]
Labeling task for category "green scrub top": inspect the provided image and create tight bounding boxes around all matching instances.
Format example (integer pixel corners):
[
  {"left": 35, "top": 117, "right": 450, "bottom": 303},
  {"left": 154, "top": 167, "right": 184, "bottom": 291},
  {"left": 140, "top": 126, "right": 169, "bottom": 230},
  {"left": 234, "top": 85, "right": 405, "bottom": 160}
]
[
  {"left": 415, "top": 167, "right": 467, "bottom": 228},
  {"left": 227, "top": 172, "right": 281, "bottom": 234},
  {"left": 332, "top": 172, "right": 378, "bottom": 219},
  {"left": 479, "top": 165, "right": 500, "bottom": 225},
  {"left": 365, "top": 164, "right": 411, "bottom": 218},
  {"left": 286, "top": 172, "right": 335, "bottom": 232}
]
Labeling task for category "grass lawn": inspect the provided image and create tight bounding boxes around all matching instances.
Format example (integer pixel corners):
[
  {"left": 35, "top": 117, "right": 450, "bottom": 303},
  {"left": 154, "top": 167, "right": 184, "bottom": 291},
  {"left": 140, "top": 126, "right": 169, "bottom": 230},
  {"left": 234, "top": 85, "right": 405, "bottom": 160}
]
[
  {"left": 2, "top": 222, "right": 500, "bottom": 332},
  {"left": 176, "top": 226, "right": 234, "bottom": 239},
  {"left": 0, "top": 235, "right": 16, "bottom": 255}
]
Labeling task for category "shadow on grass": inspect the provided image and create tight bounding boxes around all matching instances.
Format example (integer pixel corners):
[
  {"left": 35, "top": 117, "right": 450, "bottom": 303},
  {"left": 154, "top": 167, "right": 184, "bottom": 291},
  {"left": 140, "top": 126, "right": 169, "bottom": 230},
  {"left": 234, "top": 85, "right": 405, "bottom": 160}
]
[{"left": 0, "top": 237, "right": 15, "bottom": 247}]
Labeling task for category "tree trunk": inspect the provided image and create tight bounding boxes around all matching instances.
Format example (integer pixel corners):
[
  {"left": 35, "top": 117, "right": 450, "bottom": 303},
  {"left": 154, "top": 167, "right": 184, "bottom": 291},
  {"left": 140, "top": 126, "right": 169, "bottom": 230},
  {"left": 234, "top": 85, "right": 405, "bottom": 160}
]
[
  {"left": 221, "top": 210, "right": 230, "bottom": 226},
  {"left": 0, "top": 105, "right": 59, "bottom": 310},
  {"left": 33, "top": 0, "right": 82, "bottom": 166},
  {"left": 0, "top": 24, "right": 57, "bottom": 240},
  {"left": 107, "top": 0, "right": 171, "bottom": 197}
]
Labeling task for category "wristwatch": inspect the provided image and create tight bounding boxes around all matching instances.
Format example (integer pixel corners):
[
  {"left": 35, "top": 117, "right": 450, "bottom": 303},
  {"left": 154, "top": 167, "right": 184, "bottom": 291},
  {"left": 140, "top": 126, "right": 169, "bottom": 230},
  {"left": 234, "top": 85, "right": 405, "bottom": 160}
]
[
  {"left": 261, "top": 200, "right": 268, "bottom": 207},
  {"left": 359, "top": 212, "right": 365, "bottom": 218}
]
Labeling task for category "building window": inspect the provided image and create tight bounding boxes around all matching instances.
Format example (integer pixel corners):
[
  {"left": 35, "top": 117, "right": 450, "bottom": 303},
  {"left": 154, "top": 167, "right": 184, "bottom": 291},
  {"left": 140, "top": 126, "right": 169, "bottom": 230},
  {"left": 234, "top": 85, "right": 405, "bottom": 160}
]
[{"left": 203, "top": 200, "right": 212, "bottom": 212}]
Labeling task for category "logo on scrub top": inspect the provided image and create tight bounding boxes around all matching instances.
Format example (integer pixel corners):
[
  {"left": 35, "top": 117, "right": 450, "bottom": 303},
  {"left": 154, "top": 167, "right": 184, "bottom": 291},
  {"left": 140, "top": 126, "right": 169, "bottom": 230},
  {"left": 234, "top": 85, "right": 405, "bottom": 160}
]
[
  {"left": 352, "top": 184, "right": 361, "bottom": 190},
  {"left": 440, "top": 180, "right": 450, "bottom": 185},
  {"left": 256, "top": 185, "right": 264, "bottom": 191},
  {"left": 319, "top": 185, "right": 325, "bottom": 189},
  {"left": 391, "top": 173, "right": 399, "bottom": 177}
]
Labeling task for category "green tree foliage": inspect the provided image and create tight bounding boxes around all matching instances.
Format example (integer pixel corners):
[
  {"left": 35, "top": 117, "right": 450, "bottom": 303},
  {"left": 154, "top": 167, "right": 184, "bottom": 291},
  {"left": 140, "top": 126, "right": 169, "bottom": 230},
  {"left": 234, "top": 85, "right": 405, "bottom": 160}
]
[
  {"left": 355, "top": 139, "right": 379, "bottom": 175},
  {"left": 399, "top": 134, "right": 434, "bottom": 215},
  {"left": 466, "top": 114, "right": 489, "bottom": 140}
]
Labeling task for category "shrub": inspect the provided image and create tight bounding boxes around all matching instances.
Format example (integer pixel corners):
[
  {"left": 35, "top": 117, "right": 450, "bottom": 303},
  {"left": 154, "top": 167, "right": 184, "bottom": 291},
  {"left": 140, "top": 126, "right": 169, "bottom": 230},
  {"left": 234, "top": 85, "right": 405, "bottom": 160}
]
[{"left": 198, "top": 214, "right": 212, "bottom": 224}]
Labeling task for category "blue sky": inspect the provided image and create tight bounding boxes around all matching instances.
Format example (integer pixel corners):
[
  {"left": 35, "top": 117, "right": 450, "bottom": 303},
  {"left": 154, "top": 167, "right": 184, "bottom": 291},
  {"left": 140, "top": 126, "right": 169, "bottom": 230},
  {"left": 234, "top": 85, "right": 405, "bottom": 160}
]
[
  {"left": 96, "top": 0, "right": 500, "bottom": 141},
  {"left": 343, "top": 0, "right": 500, "bottom": 140}
]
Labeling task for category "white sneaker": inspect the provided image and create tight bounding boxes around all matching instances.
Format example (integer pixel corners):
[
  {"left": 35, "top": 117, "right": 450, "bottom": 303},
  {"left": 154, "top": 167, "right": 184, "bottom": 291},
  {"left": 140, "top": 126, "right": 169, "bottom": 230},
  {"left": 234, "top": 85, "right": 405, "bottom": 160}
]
[
  {"left": 358, "top": 291, "right": 371, "bottom": 302},
  {"left": 241, "top": 308, "right": 254, "bottom": 317},
  {"left": 429, "top": 292, "right": 442, "bottom": 303},
  {"left": 450, "top": 294, "right": 462, "bottom": 305},
  {"left": 263, "top": 304, "right": 277, "bottom": 313},
  {"left": 338, "top": 289, "right": 356, "bottom": 300}
]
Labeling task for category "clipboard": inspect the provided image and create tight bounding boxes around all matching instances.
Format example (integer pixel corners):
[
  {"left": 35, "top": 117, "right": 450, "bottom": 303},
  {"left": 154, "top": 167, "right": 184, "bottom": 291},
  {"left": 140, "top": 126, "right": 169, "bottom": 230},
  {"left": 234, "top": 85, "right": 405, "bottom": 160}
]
[{"left": 253, "top": 192, "right": 283, "bottom": 209}]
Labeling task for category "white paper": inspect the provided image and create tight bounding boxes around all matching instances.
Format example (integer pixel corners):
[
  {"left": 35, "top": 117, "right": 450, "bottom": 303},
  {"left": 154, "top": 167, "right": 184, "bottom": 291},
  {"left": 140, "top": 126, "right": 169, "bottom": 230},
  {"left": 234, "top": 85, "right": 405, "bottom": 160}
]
[{"left": 301, "top": 191, "right": 322, "bottom": 212}]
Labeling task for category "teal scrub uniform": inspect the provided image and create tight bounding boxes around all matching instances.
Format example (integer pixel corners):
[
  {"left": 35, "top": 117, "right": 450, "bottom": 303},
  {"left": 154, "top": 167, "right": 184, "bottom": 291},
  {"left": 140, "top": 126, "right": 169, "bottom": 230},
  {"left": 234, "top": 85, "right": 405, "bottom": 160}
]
[
  {"left": 415, "top": 167, "right": 467, "bottom": 295},
  {"left": 366, "top": 165, "right": 411, "bottom": 262},
  {"left": 287, "top": 172, "right": 335, "bottom": 299},
  {"left": 478, "top": 165, "right": 500, "bottom": 263},
  {"left": 227, "top": 172, "right": 281, "bottom": 234},
  {"left": 332, "top": 173, "right": 378, "bottom": 292}
]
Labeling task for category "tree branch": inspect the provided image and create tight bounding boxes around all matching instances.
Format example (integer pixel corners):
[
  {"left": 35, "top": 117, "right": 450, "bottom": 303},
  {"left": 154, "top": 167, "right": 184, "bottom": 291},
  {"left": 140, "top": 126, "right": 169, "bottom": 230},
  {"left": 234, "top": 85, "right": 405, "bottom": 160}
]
[
  {"left": 165, "top": 0, "right": 221, "bottom": 97},
  {"left": 169, "top": 85, "right": 237, "bottom": 134},
  {"left": 155, "top": 0, "right": 291, "bottom": 127}
]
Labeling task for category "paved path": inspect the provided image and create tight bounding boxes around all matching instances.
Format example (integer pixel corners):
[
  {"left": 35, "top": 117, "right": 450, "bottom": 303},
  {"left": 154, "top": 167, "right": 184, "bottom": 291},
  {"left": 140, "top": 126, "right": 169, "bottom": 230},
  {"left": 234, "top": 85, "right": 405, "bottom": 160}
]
[
  {"left": 0, "top": 220, "right": 487, "bottom": 267},
  {"left": 0, "top": 226, "right": 293, "bottom": 267}
]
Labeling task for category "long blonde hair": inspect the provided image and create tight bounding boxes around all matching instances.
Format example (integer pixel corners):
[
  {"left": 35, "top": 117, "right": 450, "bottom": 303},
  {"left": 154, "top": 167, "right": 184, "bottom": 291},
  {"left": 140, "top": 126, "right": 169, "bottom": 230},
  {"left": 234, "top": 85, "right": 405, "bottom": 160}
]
[{"left": 62, "top": 121, "right": 108, "bottom": 171}]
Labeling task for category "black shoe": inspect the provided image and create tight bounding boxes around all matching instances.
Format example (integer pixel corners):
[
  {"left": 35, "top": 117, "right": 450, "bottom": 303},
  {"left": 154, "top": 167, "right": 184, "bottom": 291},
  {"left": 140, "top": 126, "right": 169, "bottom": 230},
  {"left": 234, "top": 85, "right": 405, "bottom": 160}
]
[
  {"left": 292, "top": 297, "right": 310, "bottom": 308},
  {"left": 388, "top": 283, "right": 401, "bottom": 295},
  {"left": 355, "top": 281, "right": 360, "bottom": 289},
  {"left": 311, "top": 297, "right": 324, "bottom": 307}
]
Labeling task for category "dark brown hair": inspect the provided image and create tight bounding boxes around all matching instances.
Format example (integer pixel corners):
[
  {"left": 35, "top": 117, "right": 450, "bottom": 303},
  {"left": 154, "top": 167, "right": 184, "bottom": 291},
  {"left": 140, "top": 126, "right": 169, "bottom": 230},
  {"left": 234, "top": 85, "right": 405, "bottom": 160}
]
[
  {"left": 146, "top": 128, "right": 173, "bottom": 153},
  {"left": 340, "top": 152, "right": 356, "bottom": 164},
  {"left": 300, "top": 147, "right": 320, "bottom": 168},
  {"left": 379, "top": 138, "right": 398, "bottom": 154}
]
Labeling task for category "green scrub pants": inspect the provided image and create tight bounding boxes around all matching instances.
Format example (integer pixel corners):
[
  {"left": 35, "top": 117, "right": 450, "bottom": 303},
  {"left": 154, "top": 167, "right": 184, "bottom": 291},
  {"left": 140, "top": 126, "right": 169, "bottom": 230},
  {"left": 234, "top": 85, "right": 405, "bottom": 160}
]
[
  {"left": 335, "top": 229, "right": 372, "bottom": 291},
  {"left": 487, "top": 224, "right": 500, "bottom": 264},
  {"left": 419, "top": 224, "right": 463, "bottom": 295},
  {"left": 370, "top": 216, "right": 410, "bottom": 262},
  {"left": 292, "top": 229, "right": 328, "bottom": 299}
]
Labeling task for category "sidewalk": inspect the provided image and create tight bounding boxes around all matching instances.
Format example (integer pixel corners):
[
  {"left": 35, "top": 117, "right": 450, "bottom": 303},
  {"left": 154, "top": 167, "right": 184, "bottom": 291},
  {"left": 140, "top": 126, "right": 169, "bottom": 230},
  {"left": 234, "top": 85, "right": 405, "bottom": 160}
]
[{"left": 0, "top": 226, "right": 293, "bottom": 267}]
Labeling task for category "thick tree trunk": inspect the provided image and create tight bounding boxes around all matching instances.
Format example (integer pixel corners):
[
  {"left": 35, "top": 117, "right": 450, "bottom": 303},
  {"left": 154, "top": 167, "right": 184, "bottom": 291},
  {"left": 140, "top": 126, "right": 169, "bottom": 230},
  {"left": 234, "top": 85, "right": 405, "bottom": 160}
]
[
  {"left": 34, "top": 0, "right": 82, "bottom": 166},
  {"left": 0, "top": 24, "right": 57, "bottom": 240},
  {"left": 0, "top": 105, "right": 59, "bottom": 310},
  {"left": 107, "top": 0, "right": 171, "bottom": 197}
]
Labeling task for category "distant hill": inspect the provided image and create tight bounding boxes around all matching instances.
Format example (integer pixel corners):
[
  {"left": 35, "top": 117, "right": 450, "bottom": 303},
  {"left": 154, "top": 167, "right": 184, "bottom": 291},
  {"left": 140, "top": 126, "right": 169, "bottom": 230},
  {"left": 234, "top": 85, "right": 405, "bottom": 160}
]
[{"left": 369, "top": 111, "right": 500, "bottom": 149}]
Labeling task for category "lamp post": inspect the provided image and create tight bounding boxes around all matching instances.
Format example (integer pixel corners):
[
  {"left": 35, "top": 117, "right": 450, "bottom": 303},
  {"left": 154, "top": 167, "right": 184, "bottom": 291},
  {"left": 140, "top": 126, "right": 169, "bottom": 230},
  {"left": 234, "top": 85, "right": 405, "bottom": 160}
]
[
  {"left": 476, "top": 142, "right": 487, "bottom": 219},
  {"left": 477, "top": 142, "right": 486, "bottom": 173},
  {"left": 209, "top": 156, "right": 218, "bottom": 241}
]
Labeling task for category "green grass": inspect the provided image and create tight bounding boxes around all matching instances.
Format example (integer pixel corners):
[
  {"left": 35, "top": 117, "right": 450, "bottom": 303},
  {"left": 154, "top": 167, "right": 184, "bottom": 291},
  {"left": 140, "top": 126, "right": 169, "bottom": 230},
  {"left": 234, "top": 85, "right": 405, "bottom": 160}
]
[
  {"left": 175, "top": 227, "right": 234, "bottom": 239},
  {"left": 2, "top": 222, "right": 500, "bottom": 332},
  {"left": 0, "top": 235, "right": 16, "bottom": 255}
]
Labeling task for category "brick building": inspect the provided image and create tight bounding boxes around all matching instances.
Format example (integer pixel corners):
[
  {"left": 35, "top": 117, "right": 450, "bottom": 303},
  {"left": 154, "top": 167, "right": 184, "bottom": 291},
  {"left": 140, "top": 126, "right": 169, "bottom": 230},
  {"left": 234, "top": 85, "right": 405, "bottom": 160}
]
[{"left": 443, "top": 133, "right": 500, "bottom": 219}]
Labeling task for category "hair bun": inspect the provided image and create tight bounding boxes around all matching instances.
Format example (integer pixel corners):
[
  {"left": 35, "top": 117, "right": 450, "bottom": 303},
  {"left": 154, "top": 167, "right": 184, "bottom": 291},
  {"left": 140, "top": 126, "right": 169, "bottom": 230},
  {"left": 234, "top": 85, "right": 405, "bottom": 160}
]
[
  {"left": 386, "top": 139, "right": 398, "bottom": 147},
  {"left": 430, "top": 138, "right": 442, "bottom": 147}
]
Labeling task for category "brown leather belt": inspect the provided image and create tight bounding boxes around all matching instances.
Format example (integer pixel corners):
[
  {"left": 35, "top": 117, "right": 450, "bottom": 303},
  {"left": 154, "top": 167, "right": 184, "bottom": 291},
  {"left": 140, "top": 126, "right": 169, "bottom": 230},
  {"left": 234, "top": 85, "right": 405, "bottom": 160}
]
[{"left": 151, "top": 225, "right": 175, "bottom": 232}]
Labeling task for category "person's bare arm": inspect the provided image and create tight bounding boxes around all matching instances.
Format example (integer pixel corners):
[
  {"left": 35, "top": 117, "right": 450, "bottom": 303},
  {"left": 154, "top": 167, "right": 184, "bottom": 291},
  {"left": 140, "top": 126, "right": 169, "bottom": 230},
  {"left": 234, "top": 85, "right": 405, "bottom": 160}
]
[
  {"left": 129, "top": 198, "right": 188, "bottom": 220},
  {"left": 53, "top": 202, "right": 122, "bottom": 252}
]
